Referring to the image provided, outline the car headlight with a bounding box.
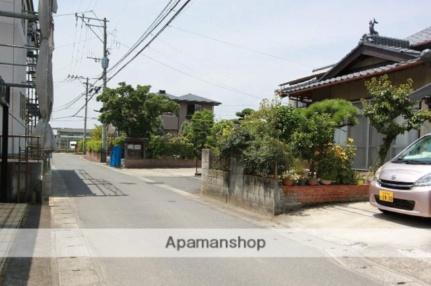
[374,166,383,181]
[415,173,431,186]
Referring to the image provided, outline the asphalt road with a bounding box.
[51,153,381,286]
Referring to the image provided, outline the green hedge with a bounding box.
[147,135,194,159]
[86,139,102,153]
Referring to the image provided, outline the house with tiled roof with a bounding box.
[158,90,221,134]
[277,24,431,169]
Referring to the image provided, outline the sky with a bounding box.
[51,0,431,129]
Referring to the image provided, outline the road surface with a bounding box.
[49,153,383,286]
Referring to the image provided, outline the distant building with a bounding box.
[158,90,221,134]
[277,25,431,169]
[53,128,89,151]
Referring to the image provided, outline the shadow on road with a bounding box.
[54,169,127,197]
[373,211,431,228]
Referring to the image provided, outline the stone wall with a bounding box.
[124,158,200,169]
[201,149,285,215]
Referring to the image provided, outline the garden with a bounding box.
[207,97,361,186]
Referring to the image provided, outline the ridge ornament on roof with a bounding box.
[369,18,379,35]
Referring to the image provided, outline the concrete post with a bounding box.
[201,149,210,180]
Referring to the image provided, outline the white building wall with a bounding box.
[0,0,31,153]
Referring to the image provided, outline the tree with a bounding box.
[182,110,214,174]
[302,99,358,127]
[291,99,358,174]
[90,125,103,140]
[235,108,255,122]
[292,113,335,174]
[270,105,304,142]
[97,83,179,138]
[363,75,431,166]
[208,119,235,149]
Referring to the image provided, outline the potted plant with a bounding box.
[282,172,299,186]
[319,166,337,185]
[308,172,319,185]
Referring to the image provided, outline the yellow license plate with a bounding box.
[379,190,394,203]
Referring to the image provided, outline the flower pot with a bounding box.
[308,178,319,186]
[321,179,333,185]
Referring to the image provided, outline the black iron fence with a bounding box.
[0,135,41,161]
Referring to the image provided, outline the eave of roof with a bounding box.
[279,73,323,87]
[177,93,221,106]
[278,58,423,97]
[158,92,221,105]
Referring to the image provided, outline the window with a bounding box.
[20,92,26,120]
[186,104,195,119]
[334,126,348,145]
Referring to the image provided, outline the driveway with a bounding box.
[275,202,431,284]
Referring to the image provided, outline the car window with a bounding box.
[396,136,431,163]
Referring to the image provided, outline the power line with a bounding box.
[141,54,262,100]
[53,92,86,112]
[108,0,181,73]
[54,10,94,17]
[64,1,192,120]
[107,0,192,82]
[169,25,290,61]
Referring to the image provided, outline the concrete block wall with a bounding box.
[201,149,285,215]
[8,161,42,202]
[124,159,200,169]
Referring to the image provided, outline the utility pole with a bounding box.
[67,74,95,155]
[101,17,109,163]
[75,13,109,162]
[83,77,89,155]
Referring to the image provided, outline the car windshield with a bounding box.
[394,135,431,164]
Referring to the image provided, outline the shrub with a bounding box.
[111,134,126,146]
[219,126,254,159]
[86,139,102,153]
[317,139,357,184]
[291,113,335,173]
[208,98,358,182]
[242,137,291,177]
[146,135,194,159]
